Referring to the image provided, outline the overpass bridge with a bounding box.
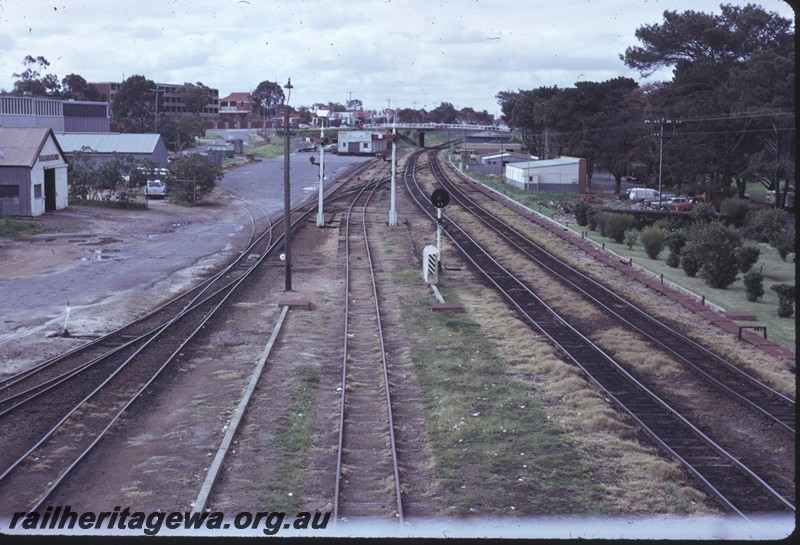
[359,122,510,148]
[363,122,509,132]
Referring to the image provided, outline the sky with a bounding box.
[0,0,795,116]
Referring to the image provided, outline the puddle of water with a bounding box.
[79,248,125,261]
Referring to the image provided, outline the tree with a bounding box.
[180,82,213,114]
[61,74,105,101]
[252,80,286,126]
[428,102,459,124]
[168,153,223,204]
[111,75,160,132]
[621,4,794,198]
[12,55,60,96]
[158,114,205,151]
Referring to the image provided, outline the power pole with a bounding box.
[645,117,681,209]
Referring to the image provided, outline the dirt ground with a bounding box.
[0,192,254,375]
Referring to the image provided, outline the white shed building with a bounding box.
[0,127,69,217]
[504,156,586,193]
[337,130,391,156]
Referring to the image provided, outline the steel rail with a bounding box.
[334,167,403,523]
[427,154,795,434]
[0,159,375,394]
[402,148,794,516]
[0,163,381,511]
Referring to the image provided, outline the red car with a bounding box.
[670,196,704,212]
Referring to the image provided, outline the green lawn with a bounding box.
[449,156,796,352]
[580,231,796,352]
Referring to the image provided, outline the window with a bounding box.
[0,185,21,198]
[34,184,42,199]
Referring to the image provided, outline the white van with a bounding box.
[627,187,659,201]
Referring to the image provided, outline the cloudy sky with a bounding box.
[0,0,794,115]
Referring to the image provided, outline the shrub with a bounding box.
[680,251,701,277]
[770,284,795,317]
[652,218,672,231]
[665,229,687,255]
[684,222,742,288]
[690,202,719,224]
[770,224,795,262]
[666,251,681,268]
[743,271,764,302]
[623,228,639,250]
[639,225,667,259]
[590,210,608,235]
[743,208,789,244]
[735,246,761,273]
[604,213,636,243]
[721,198,751,228]
[573,201,593,226]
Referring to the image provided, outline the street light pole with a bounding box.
[283,78,293,291]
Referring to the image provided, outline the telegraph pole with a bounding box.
[283,78,293,291]
[645,117,681,209]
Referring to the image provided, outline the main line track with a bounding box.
[333,164,404,523]
[403,147,794,517]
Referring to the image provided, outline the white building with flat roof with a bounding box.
[504,156,586,193]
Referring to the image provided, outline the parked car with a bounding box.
[627,187,659,202]
[145,179,167,198]
[670,196,704,212]
[765,188,795,209]
[647,194,674,209]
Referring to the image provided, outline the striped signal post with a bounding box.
[389,125,398,225]
[317,114,327,227]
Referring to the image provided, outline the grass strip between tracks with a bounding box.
[255,363,320,512]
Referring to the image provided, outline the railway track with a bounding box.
[333,165,404,523]
[429,154,795,435]
[0,160,376,514]
[403,147,794,517]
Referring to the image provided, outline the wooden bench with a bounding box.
[738,324,767,341]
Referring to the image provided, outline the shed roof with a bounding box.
[506,156,582,169]
[55,132,163,155]
[0,127,66,168]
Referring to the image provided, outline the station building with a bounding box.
[504,156,587,193]
[0,127,69,217]
[337,130,391,156]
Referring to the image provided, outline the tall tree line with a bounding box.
[497,3,794,199]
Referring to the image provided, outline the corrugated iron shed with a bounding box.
[0,127,66,167]
[54,132,162,154]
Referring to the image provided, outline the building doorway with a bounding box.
[44,168,57,211]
